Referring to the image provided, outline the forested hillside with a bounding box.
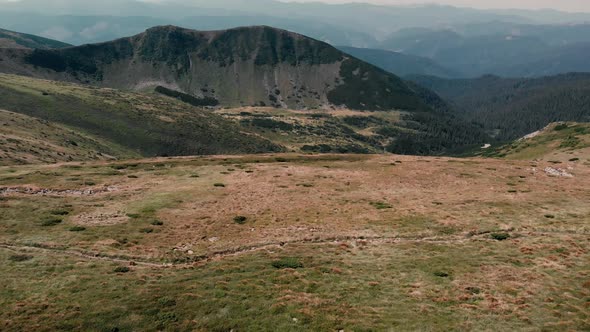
[410,73,590,141]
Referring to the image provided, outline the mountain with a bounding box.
[409,73,590,141]
[380,26,590,78]
[380,29,550,77]
[0,28,71,49]
[0,25,429,111]
[493,42,590,77]
[337,46,457,78]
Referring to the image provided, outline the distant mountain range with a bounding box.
[337,46,458,78]
[379,25,590,77]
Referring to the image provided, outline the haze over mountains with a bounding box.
[2,0,590,78]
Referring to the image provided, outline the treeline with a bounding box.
[155,86,219,107]
[385,112,488,155]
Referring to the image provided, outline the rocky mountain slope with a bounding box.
[0,25,429,111]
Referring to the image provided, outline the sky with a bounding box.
[283,0,590,12]
[0,0,589,13]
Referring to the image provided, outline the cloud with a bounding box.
[79,21,111,40]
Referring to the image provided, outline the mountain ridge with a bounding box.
[0,25,430,111]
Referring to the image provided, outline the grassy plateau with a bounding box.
[1,152,589,331]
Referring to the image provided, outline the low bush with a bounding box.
[433,271,450,277]
[50,209,70,216]
[69,226,86,232]
[114,266,130,273]
[151,220,164,226]
[41,217,63,227]
[233,216,247,224]
[272,258,303,269]
[491,233,510,241]
[9,254,33,262]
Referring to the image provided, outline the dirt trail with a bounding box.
[3,230,579,269]
[0,186,119,196]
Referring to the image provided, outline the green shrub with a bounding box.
[41,217,63,227]
[140,228,154,234]
[233,216,247,224]
[491,233,510,241]
[151,220,164,226]
[272,258,303,269]
[114,266,130,273]
[69,226,86,232]
[157,297,177,307]
[214,183,225,187]
[554,123,569,131]
[433,271,450,277]
[50,209,70,216]
[544,214,555,219]
[9,254,33,262]
[275,157,288,162]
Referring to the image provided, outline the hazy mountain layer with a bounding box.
[338,46,457,78]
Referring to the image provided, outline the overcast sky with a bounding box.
[0,0,589,13]
[283,0,590,12]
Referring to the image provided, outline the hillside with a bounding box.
[0,25,429,111]
[0,73,491,160]
[0,109,139,165]
[337,46,457,78]
[409,73,590,141]
[0,28,71,49]
[481,122,590,161]
[0,73,282,161]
